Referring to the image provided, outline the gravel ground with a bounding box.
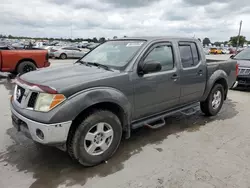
[1,54,250,188]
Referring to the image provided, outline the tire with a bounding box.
[67,110,122,166]
[17,61,37,75]
[200,84,225,116]
[60,53,67,59]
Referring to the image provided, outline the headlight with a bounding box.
[34,93,66,112]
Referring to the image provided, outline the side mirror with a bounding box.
[230,54,235,59]
[139,60,162,75]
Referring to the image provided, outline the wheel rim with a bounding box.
[84,122,114,156]
[61,54,66,59]
[212,90,222,109]
[23,65,34,73]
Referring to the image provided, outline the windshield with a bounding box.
[80,40,146,69]
[234,48,250,60]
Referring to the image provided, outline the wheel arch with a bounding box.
[201,70,228,101]
[60,53,67,59]
[15,58,37,72]
[62,87,132,143]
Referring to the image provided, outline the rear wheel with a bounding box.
[17,61,37,75]
[60,53,67,59]
[200,84,224,116]
[67,110,122,166]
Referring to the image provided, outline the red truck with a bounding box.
[0,46,50,74]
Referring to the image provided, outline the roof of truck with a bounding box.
[114,36,198,42]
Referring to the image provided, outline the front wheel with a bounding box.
[67,110,122,166]
[200,84,225,116]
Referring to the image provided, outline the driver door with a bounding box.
[133,42,181,119]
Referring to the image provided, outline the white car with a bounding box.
[222,49,230,54]
[51,46,89,59]
[203,48,210,55]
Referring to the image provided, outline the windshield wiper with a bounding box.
[87,62,113,71]
[75,60,90,66]
[75,60,113,71]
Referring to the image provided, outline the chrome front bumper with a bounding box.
[11,107,72,145]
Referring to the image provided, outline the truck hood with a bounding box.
[20,64,120,92]
[235,59,250,67]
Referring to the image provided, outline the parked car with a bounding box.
[78,43,90,48]
[10,37,237,167]
[221,48,230,54]
[0,46,50,74]
[86,43,100,50]
[210,48,223,54]
[229,48,237,54]
[230,48,250,87]
[50,46,88,59]
[203,48,210,55]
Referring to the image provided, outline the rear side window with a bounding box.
[179,42,200,68]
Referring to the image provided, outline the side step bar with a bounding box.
[131,103,200,130]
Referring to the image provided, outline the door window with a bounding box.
[179,42,200,68]
[144,45,174,72]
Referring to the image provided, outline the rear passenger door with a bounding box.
[62,47,73,58]
[178,42,206,104]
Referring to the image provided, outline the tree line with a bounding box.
[1,34,248,47]
[0,34,127,43]
[201,36,249,47]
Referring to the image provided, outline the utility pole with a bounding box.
[71,22,73,40]
[236,20,242,50]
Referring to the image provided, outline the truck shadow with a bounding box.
[0,99,238,188]
[232,87,250,92]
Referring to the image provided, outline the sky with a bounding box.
[1,0,250,42]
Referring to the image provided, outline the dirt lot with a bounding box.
[1,55,250,188]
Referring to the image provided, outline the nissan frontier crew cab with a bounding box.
[10,37,238,166]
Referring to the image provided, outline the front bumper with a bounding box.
[11,106,72,145]
[44,61,51,67]
[236,76,250,87]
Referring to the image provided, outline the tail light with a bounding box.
[236,63,239,76]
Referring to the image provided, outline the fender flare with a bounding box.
[201,70,228,101]
[50,87,132,136]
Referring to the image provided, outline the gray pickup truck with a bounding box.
[10,37,238,166]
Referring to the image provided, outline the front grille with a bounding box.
[239,68,250,75]
[16,86,25,103]
[27,92,38,108]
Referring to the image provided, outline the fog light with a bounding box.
[36,129,44,140]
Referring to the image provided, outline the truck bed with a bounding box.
[206,59,237,89]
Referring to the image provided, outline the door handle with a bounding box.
[171,74,179,81]
[198,70,203,76]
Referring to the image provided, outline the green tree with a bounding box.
[99,37,106,43]
[92,37,98,43]
[214,41,223,47]
[229,35,246,47]
[202,37,211,46]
